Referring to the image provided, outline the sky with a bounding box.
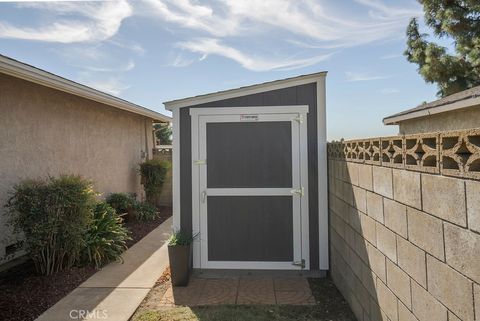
[0,0,440,140]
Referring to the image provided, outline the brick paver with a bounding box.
[159,277,315,306]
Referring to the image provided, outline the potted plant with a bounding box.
[167,230,193,286]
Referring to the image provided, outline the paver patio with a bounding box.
[158,277,316,307]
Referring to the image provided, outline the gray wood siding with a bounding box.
[179,82,320,269]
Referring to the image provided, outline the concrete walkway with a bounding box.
[36,217,172,321]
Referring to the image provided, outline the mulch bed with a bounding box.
[0,206,172,321]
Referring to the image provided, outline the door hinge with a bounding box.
[292,259,305,269]
[290,187,304,197]
[293,114,304,123]
[193,159,206,165]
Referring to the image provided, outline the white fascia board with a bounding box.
[0,56,171,122]
[383,96,480,125]
[164,72,327,110]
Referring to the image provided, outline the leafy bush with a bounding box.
[134,202,159,221]
[83,202,130,268]
[5,175,96,275]
[105,193,136,214]
[139,159,170,204]
[168,230,193,246]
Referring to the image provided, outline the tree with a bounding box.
[404,0,480,97]
[154,123,172,145]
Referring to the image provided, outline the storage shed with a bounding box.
[164,72,328,273]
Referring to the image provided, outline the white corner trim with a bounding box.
[317,76,329,270]
[172,108,181,231]
[0,55,171,122]
[383,96,480,125]
[165,73,327,110]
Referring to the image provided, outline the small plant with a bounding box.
[168,230,193,246]
[83,202,131,268]
[105,193,136,214]
[134,202,159,221]
[139,159,170,204]
[5,175,96,275]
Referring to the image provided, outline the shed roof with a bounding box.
[163,71,327,110]
[383,85,480,125]
[0,54,171,122]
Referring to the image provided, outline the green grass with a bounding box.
[132,278,356,321]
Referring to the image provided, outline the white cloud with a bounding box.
[168,54,195,67]
[346,71,391,82]
[144,0,422,48]
[381,88,399,94]
[381,53,402,60]
[0,0,132,43]
[178,38,333,71]
[79,72,130,96]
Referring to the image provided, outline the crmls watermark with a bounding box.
[69,309,108,319]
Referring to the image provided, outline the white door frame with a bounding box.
[190,106,310,270]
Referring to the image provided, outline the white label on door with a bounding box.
[240,114,259,121]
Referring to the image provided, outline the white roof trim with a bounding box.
[164,72,327,110]
[0,55,171,122]
[383,96,480,125]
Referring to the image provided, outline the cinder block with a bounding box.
[367,191,384,223]
[367,244,386,282]
[362,266,377,298]
[376,279,399,321]
[355,275,371,314]
[426,255,474,321]
[397,236,427,288]
[355,232,369,264]
[407,207,445,260]
[448,311,461,321]
[347,162,359,186]
[474,284,479,321]
[386,259,411,308]
[376,223,397,262]
[349,207,362,234]
[444,222,480,284]
[359,164,373,191]
[373,166,393,198]
[466,180,480,233]
[349,247,363,279]
[370,298,389,321]
[384,198,408,238]
[342,181,354,206]
[422,174,467,227]
[361,213,377,246]
[344,224,356,249]
[398,301,418,321]
[353,185,367,213]
[411,281,447,321]
[393,169,421,209]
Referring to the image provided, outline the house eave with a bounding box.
[163,71,327,110]
[383,96,480,125]
[0,55,171,123]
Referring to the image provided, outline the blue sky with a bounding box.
[0,0,439,140]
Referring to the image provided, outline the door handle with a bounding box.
[202,190,207,203]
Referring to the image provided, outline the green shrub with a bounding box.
[5,175,96,275]
[134,202,159,221]
[139,159,170,204]
[83,202,130,268]
[168,230,193,246]
[105,193,136,214]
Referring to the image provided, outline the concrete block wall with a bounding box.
[328,133,480,321]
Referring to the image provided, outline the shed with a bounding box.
[164,72,328,273]
[384,85,480,134]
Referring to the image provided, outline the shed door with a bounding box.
[191,107,309,270]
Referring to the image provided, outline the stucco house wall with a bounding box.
[0,73,156,264]
[398,105,480,134]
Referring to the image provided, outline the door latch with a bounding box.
[193,159,206,165]
[201,190,207,203]
[290,187,304,197]
[292,259,305,269]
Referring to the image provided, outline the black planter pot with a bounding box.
[168,244,191,286]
